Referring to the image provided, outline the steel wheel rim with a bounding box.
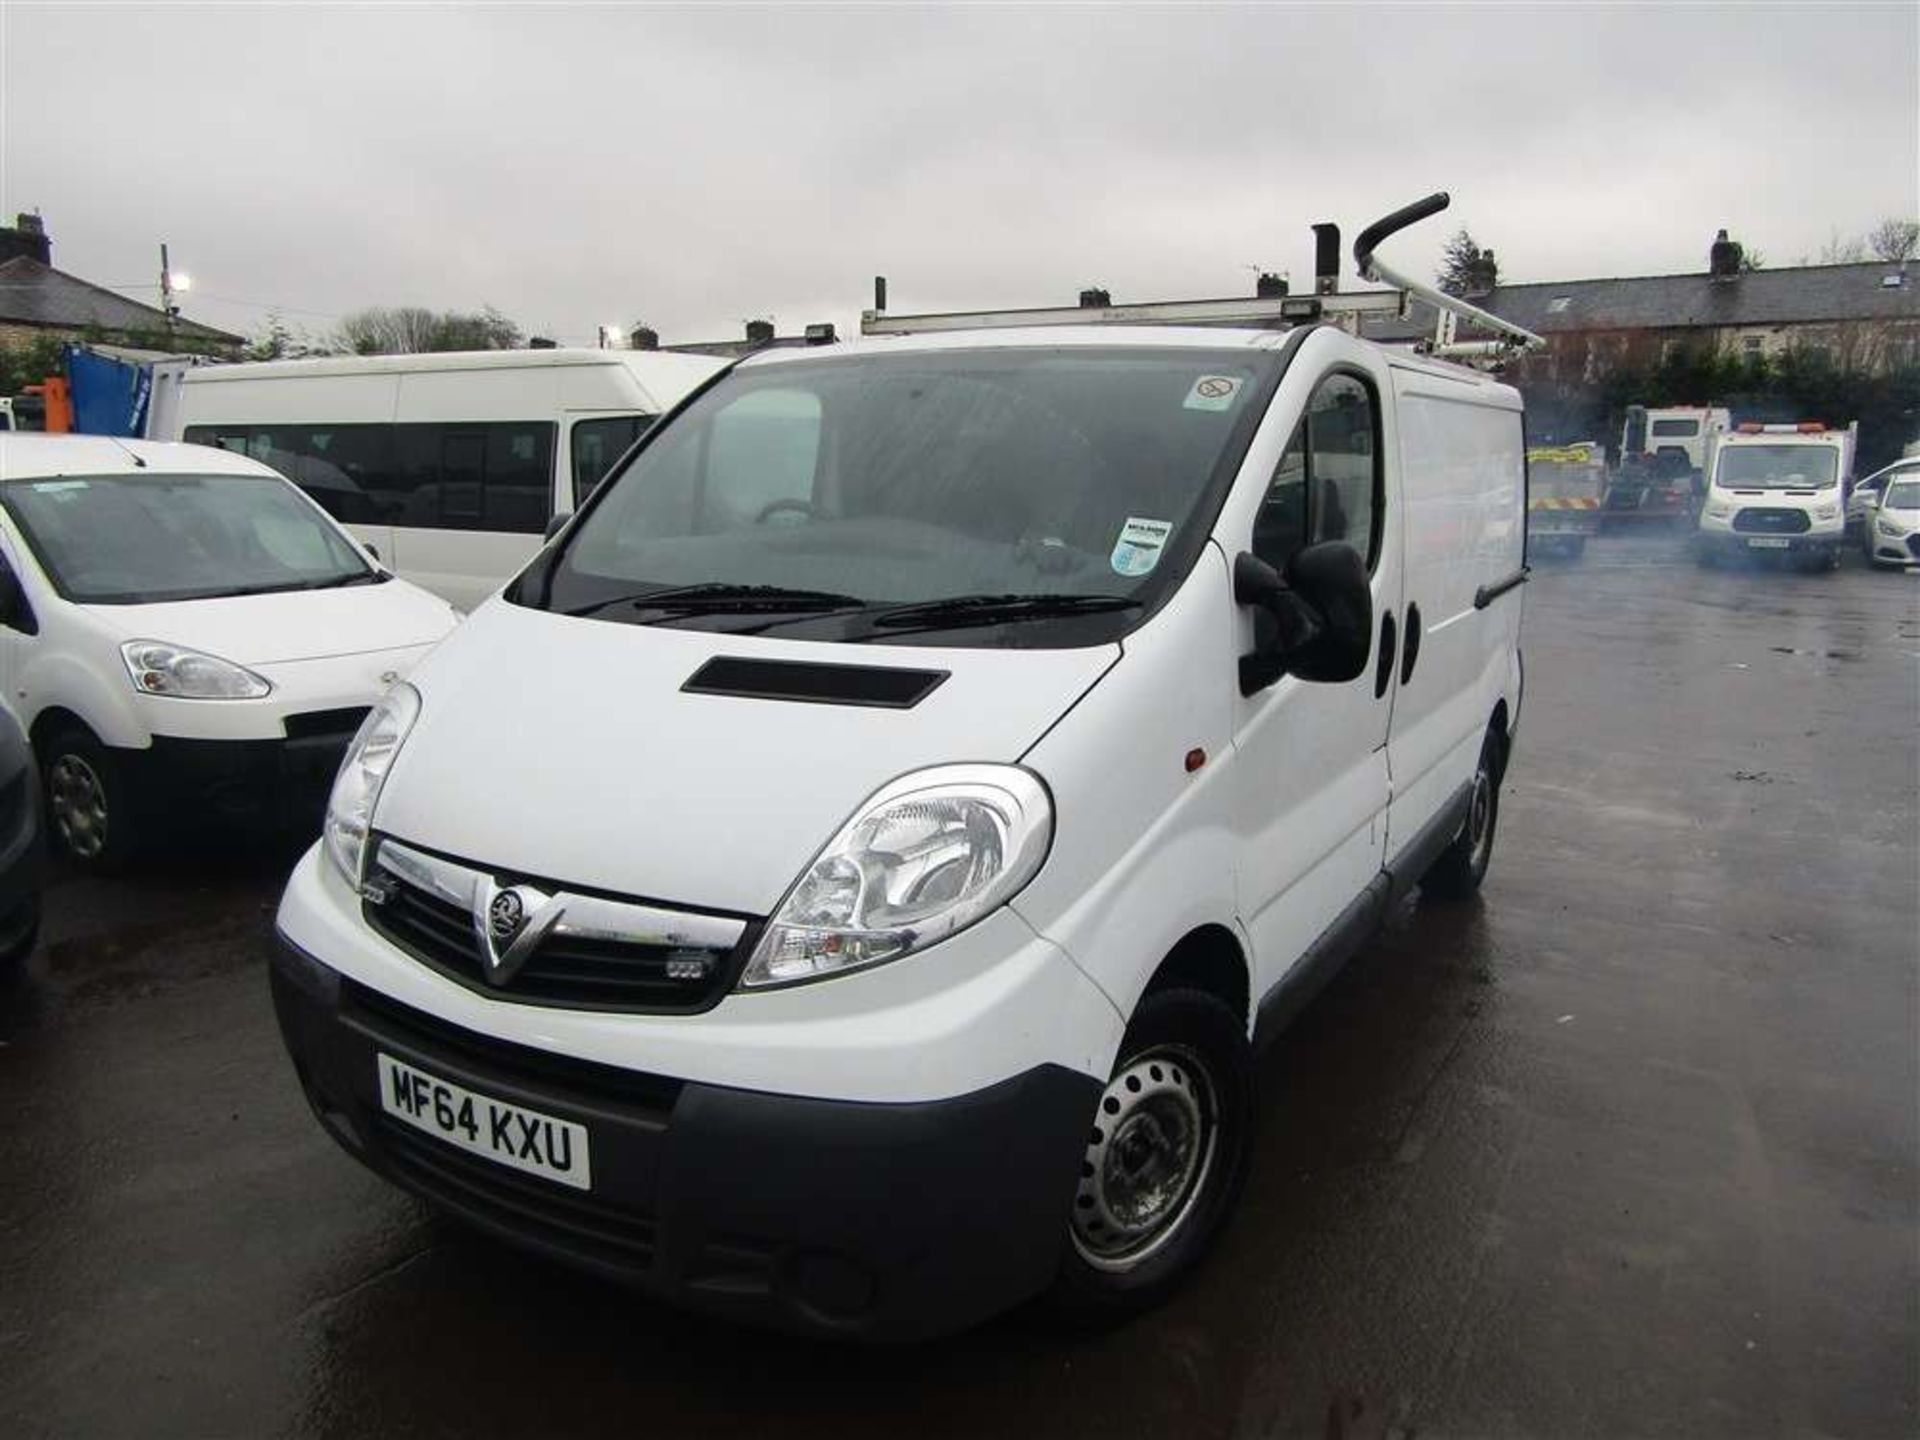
[1070,1043,1218,1272]
[1468,767,1493,870]
[49,753,108,859]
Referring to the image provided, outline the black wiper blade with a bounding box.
[305,570,386,590]
[564,583,866,618]
[866,592,1141,630]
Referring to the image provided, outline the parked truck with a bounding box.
[1527,441,1607,558]
[1605,404,1730,528]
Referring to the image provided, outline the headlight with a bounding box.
[121,640,270,699]
[740,764,1053,989]
[1878,515,1906,537]
[1705,502,1732,519]
[1814,505,1839,521]
[324,682,421,886]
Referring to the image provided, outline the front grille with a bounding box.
[1732,507,1811,534]
[1908,535,1920,559]
[362,838,753,1015]
[376,1115,660,1272]
[284,706,371,741]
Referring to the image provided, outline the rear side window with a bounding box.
[185,421,555,533]
[1651,419,1700,438]
[1253,372,1381,573]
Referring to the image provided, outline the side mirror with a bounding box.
[545,513,568,540]
[363,543,381,562]
[1233,543,1371,695]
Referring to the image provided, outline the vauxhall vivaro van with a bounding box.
[269,304,1529,1338]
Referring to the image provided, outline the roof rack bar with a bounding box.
[860,289,1406,337]
[1352,191,1544,352]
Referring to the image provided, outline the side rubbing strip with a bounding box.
[682,656,950,709]
[1474,567,1530,610]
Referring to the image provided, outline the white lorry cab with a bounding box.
[270,195,1535,1340]
[164,349,726,611]
[1697,422,1856,568]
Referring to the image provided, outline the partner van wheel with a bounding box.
[1048,987,1252,1325]
[1422,732,1502,902]
[41,727,140,872]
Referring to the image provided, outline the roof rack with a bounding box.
[860,192,1545,362]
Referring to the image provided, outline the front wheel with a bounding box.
[1422,730,1503,902]
[41,728,141,871]
[1048,987,1253,1324]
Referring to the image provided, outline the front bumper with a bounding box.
[1866,529,1920,566]
[270,939,1102,1340]
[132,721,363,834]
[1696,526,1842,557]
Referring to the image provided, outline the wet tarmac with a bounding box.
[2,534,1915,1439]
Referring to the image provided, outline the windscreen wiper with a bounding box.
[863,592,1142,632]
[305,571,387,590]
[564,583,867,618]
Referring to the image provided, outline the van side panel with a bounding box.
[1385,371,1525,861]
[1012,544,1241,1037]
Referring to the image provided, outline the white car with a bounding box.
[1862,474,1920,568]
[0,435,460,867]
[1848,458,1920,537]
[270,320,1527,1340]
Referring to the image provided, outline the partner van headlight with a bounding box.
[1877,515,1906,537]
[741,764,1053,989]
[324,682,420,885]
[121,640,270,699]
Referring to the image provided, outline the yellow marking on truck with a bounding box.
[1528,497,1602,510]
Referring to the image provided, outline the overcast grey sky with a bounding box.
[2,2,1915,347]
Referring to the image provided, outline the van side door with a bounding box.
[1221,334,1405,1002]
[1382,367,1526,871]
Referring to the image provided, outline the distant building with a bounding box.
[1472,232,1919,383]
[0,214,241,356]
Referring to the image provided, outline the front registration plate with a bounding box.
[378,1053,592,1191]
[1746,537,1791,549]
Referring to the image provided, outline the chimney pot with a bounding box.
[631,325,659,351]
[1,212,51,266]
[1710,228,1743,280]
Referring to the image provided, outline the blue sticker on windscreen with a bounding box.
[1111,516,1173,577]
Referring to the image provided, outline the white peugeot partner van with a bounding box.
[271,213,1529,1340]
[0,435,459,867]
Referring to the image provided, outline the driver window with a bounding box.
[703,389,822,529]
[1253,371,1381,573]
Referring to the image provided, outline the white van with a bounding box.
[0,434,459,867]
[166,349,726,611]
[268,311,1528,1338]
[1696,422,1855,568]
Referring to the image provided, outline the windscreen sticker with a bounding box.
[1111,516,1173,577]
[30,480,88,492]
[1183,375,1242,412]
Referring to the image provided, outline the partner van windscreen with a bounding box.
[528,346,1280,644]
[0,472,378,604]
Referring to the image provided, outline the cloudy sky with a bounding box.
[2,3,1914,348]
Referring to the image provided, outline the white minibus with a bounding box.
[166,349,725,610]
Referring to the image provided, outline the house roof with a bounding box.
[1474,261,1918,336]
[0,255,241,344]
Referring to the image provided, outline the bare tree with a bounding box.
[1867,217,1920,263]
[334,305,521,355]
[1814,229,1869,265]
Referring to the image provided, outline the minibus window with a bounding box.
[572,416,651,506]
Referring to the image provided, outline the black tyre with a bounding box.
[1048,987,1254,1325]
[40,727,141,871]
[1422,730,1503,902]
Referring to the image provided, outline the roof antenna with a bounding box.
[107,436,147,468]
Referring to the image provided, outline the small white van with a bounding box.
[270,310,1528,1338]
[0,434,459,867]
[166,349,726,611]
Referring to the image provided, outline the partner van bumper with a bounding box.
[270,938,1101,1341]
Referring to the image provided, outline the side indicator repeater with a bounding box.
[1184,748,1207,774]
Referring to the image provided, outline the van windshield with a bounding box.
[526,346,1280,645]
[1715,445,1838,490]
[0,473,378,604]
